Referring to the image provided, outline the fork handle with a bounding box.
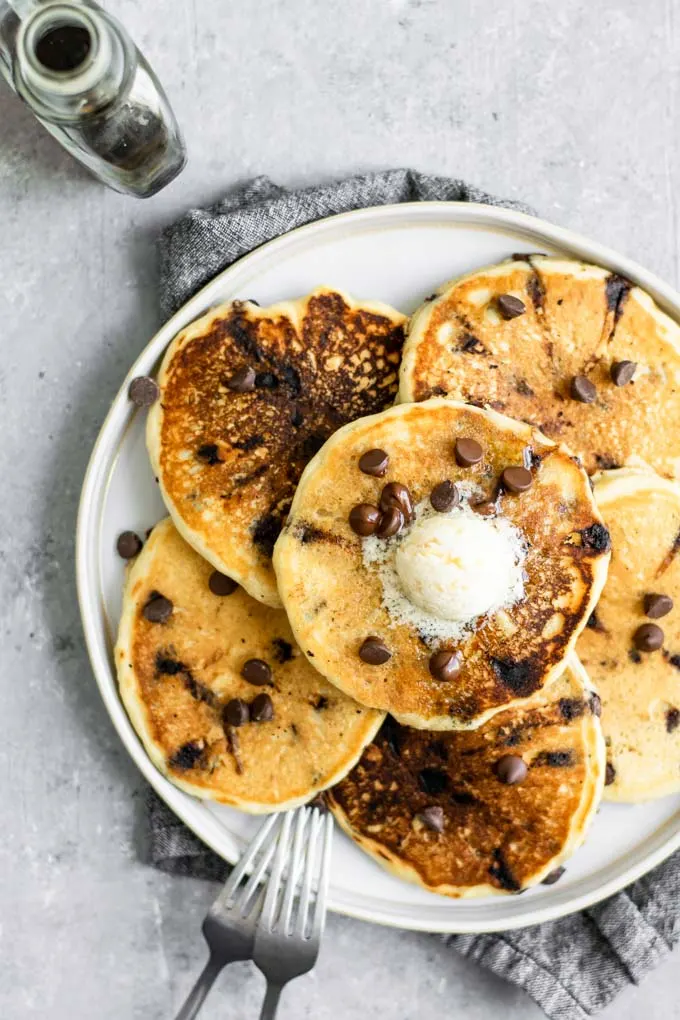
[174,954,224,1020]
[258,981,284,1020]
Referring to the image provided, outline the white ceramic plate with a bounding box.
[77,202,680,933]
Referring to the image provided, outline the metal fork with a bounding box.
[174,812,283,1020]
[253,807,334,1020]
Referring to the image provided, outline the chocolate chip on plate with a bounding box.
[380,482,414,523]
[610,360,637,387]
[209,571,238,596]
[430,480,459,513]
[376,506,404,539]
[541,866,566,886]
[605,762,616,786]
[643,593,673,619]
[128,375,159,408]
[116,531,142,559]
[349,503,382,536]
[497,294,526,320]
[502,466,533,493]
[358,448,389,477]
[417,806,445,833]
[494,754,528,785]
[359,637,391,665]
[223,698,249,727]
[429,650,462,682]
[570,375,597,403]
[226,365,256,392]
[250,692,274,722]
[241,658,273,685]
[143,594,173,623]
[634,623,664,652]
[454,437,483,467]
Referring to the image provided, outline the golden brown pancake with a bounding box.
[399,256,680,478]
[148,288,406,607]
[273,399,610,730]
[328,656,605,897]
[577,467,680,801]
[115,518,383,812]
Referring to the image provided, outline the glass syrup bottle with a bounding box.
[0,0,186,197]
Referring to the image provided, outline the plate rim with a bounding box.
[76,199,680,934]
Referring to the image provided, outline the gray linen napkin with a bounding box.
[152,169,680,1020]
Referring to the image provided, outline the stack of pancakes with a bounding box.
[116,260,680,898]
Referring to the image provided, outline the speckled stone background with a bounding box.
[2,0,680,1016]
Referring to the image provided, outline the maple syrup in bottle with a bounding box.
[0,0,186,197]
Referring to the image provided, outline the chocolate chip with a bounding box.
[250,692,274,722]
[417,806,445,833]
[570,375,597,403]
[208,571,238,596]
[143,594,173,623]
[418,768,449,795]
[226,365,256,392]
[252,514,282,557]
[580,523,611,553]
[155,654,184,675]
[375,506,404,539]
[494,754,527,785]
[430,480,459,512]
[590,693,602,717]
[128,375,159,408]
[169,741,204,770]
[629,648,642,664]
[429,650,462,682]
[116,531,142,559]
[272,638,294,663]
[540,750,574,767]
[380,482,414,523]
[489,848,521,892]
[497,294,526,319]
[502,466,533,493]
[634,623,664,652]
[255,371,278,389]
[241,658,273,685]
[349,503,382,536]
[359,637,391,665]
[541,866,565,886]
[666,707,680,733]
[223,698,249,727]
[643,593,673,619]
[586,610,605,632]
[454,437,483,467]
[605,762,616,786]
[459,333,486,354]
[558,698,585,721]
[359,448,389,477]
[196,443,222,465]
[610,360,637,387]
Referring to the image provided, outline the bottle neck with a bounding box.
[14,2,133,121]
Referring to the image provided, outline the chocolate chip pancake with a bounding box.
[147,288,406,607]
[577,467,680,801]
[115,518,383,811]
[327,656,605,897]
[399,256,680,478]
[273,398,610,730]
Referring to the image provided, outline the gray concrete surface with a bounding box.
[1,0,679,1016]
